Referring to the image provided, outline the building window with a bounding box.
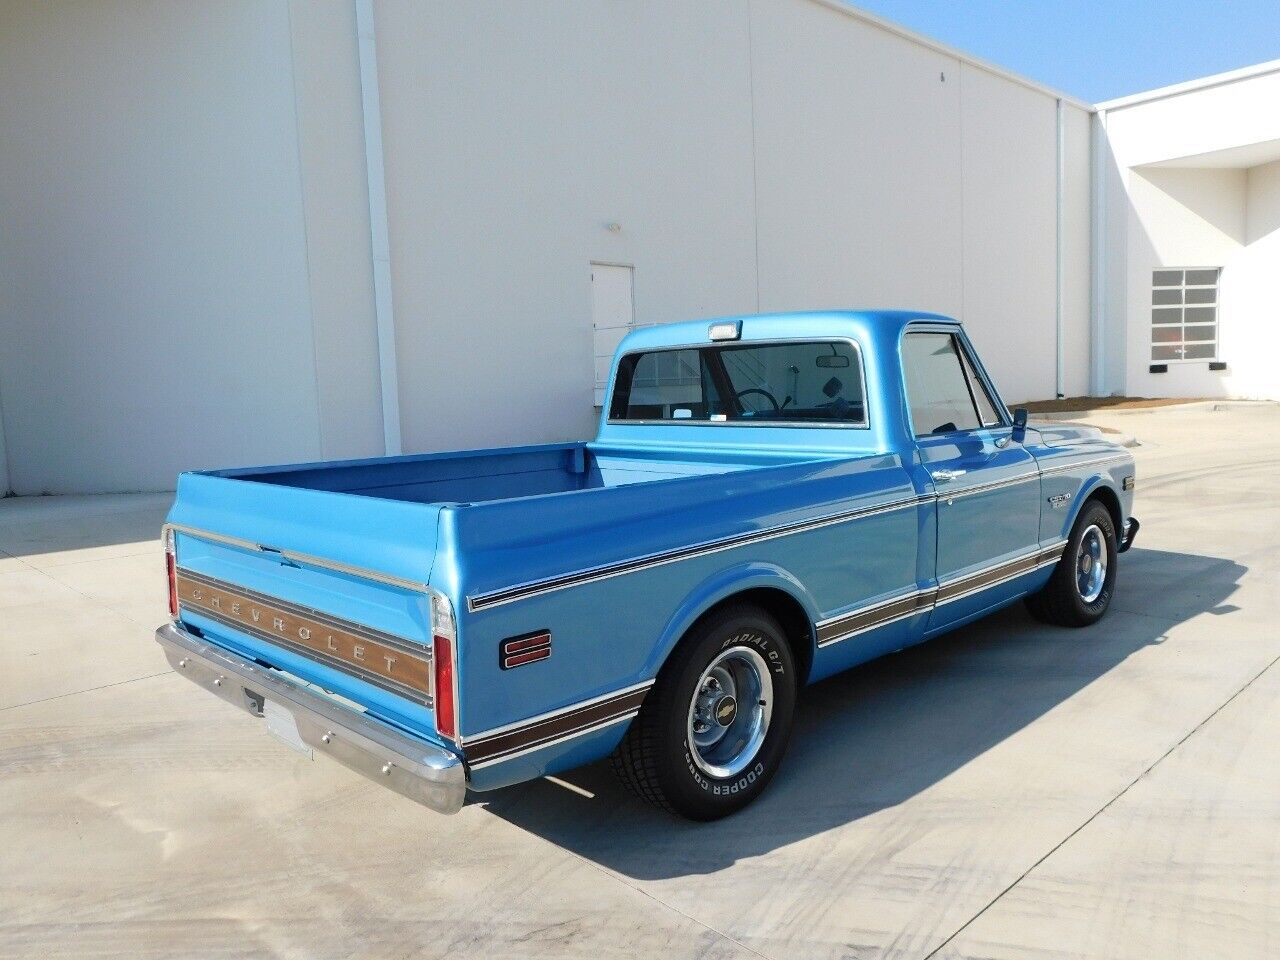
[1151,268,1219,361]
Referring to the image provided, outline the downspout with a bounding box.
[1055,97,1065,399]
[0,375,10,495]
[355,0,403,455]
[1089,108,1108,396]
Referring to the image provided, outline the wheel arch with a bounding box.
[1073,478,1123,537]
[647,563,819,687]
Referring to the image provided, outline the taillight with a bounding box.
[431,592,457,740]
[164,528,178,619]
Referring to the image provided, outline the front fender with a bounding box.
[1059,473,1123,541]
[642,561,821,679]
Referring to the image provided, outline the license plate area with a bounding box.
[265,698,314,758]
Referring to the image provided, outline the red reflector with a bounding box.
[166,551,178,619]
[433,634,456,739]
[503,646,551,669]
[500,631,552,670]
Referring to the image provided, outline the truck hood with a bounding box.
[1028,422,1110,447]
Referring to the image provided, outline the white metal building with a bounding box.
[1094,63,1280,401]
[0,1,1275,495]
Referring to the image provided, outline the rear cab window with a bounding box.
[609,340,867,426]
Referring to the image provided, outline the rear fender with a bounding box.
[643,562,820,680]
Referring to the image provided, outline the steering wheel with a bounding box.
[734,387,780,412]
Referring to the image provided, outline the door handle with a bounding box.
[931,468,967,483]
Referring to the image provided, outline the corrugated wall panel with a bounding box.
[0,0,324,493]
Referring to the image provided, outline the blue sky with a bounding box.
[846,0,1280,103]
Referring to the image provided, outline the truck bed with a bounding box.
[168,438,902,741]
[219,442,825,505]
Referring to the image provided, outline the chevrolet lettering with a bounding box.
[158,311,1138,820]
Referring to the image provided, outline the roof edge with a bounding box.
[805,0,1095,112]
[1097,58,1280,111]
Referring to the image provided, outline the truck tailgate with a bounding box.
[167,472,445,737]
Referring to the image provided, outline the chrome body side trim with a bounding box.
[462,679,655,744]
[164,523,430,594]
[933,542,1066,607]
[815,588,934,646]
[467,712,639,770]
[156,623,466,814]
[462,682,654,768]
[467,493,929,611]
[814,539,1068,647]
[939,472,1041,500]
[1037,453,1130,476]
[942,476,1039,504]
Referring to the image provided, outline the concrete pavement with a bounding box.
[1,404,1277,959]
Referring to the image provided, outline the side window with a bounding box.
[902,332,982,436]
[958,345,1002,426]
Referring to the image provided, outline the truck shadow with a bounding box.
[477,546,1247,879]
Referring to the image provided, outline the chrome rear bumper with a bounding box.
[156,623,466,814]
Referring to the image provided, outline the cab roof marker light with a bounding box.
[708,321,741,341]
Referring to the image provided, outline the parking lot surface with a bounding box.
[2,402,1278,959]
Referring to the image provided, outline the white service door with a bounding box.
[591,263,634,406]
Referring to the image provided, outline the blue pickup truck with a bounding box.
[158,311,1137,820]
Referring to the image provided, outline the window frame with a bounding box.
[900,325,1011,440]
[605,337,871,430]
[591,260,636,407]
[955,338,1004,428]
[1150,266,1220,364]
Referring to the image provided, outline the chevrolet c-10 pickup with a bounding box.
[158,311,1138,820]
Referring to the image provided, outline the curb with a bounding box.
[1028,399,1276,420]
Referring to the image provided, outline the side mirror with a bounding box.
[1011,407,1029,444]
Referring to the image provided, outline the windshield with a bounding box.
[609,340,866,425]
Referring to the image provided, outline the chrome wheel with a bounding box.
[686,646,773,779]
[1076,523,1108,603]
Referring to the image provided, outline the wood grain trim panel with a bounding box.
[176,569,432,705]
